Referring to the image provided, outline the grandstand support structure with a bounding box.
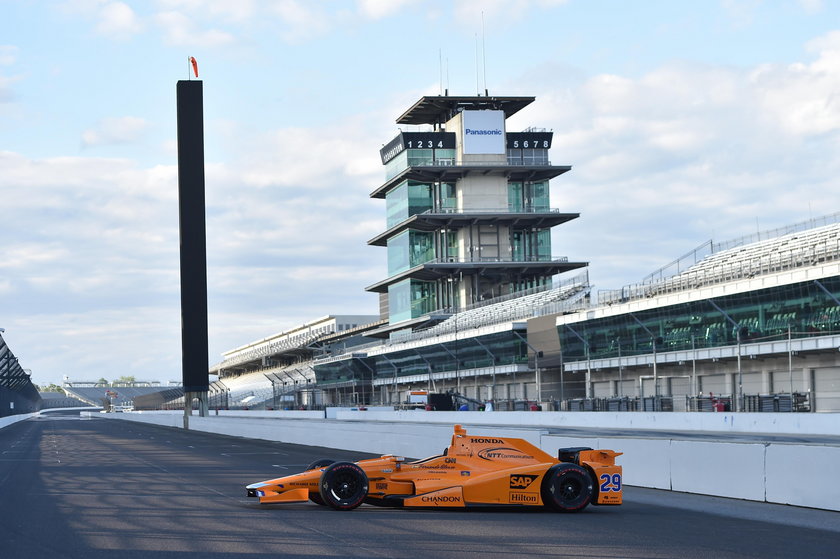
[0,332,41,416]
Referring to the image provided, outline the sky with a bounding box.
[3,0,840,387]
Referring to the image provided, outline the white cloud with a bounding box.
[721,0,763,29]
[0,76,19,102]
[154,10,235,47]
[798,0,824,14]
[453,0,567,26]
[96,2,143,37]
[750,32,840,136]
[0,46,20,102]
[81,116,150,147]
[59,1,144,38]
[155,0,257,22]
[0,45,18,65]
[0,105,390,383]
[510,34,840,292]
[357,0,417,19]
[266,0,332,43]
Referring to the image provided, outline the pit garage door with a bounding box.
[592,381,611,398]
[813,367,840,412]
[771,369,806,393]
[615,379,635,398]
[740,372,763,395]
[669,376,692,411]
[699,374,728,395]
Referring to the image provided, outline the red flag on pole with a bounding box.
[190,57,199,78]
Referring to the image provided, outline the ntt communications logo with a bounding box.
[465,128,503,136]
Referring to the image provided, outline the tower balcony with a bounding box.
[371,162,572,199]
[368,207,580,246]
[364,256,588,293]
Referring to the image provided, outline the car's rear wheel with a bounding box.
[318,462,368,510]
[541,463,593,512]
[305,459,334,505]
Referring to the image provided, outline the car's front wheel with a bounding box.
[318,462,368,510]
[541,463,593,512]
[305,459,335,505]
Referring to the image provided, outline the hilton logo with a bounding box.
[509,492,539,504]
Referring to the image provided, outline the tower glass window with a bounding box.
[385,151,408,180]
[508,182,524,212]
[512,229,551,261]
[407,149,434,166]
[387,230,436,275]
[386,180,433,228]
[523,148,549,165]
[386,148,457,179]
[527,181,550,211]
[437,182,457,211]
[508,181,550,212]
[508,148,548,165]
[388,279,438,323]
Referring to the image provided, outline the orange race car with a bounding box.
[246,424,622,512]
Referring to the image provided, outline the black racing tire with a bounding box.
[305,460,335,505]
[541,463,593,512]
[318,462,368,511]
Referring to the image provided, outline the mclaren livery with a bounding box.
[246,425,622,512]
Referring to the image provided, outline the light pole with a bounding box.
[513,332,543,406]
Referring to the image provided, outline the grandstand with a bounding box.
[601,214,840,305]
[417,272,589,337]
[38,392,89,409]
[64,382,181,411]
[557,214,840,412]
[298,215,840,412]
[193,316,381,410]
[313,277,592,409]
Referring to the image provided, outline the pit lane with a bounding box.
[1,411,837,559]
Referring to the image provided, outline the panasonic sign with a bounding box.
[462,110,505,155]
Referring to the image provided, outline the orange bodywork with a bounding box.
[246,424,622,511]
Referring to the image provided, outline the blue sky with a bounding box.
[3,0,840,386]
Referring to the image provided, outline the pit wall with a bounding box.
[89,409,839,512]
[332,409,839,436]
[0,412,35,430]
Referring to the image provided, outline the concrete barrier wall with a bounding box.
[670,441,766,501]
[336,409,839,436]
[0,413,35,430]
[95,411,840,511]
[765,444,840,510]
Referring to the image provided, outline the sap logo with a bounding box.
[509,474,538,489]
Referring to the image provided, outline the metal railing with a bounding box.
[600,230,840,305]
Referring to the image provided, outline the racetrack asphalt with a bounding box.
[1,410,838,559]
